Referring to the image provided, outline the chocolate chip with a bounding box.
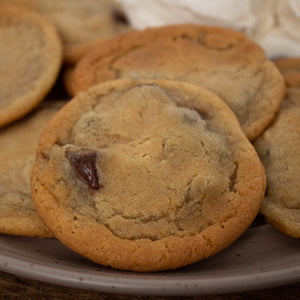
[111,9,128,25]
[66,150,101,190]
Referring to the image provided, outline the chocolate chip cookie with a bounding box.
[32,79,266,271]
[70,24,285,140]
[253,87,300,238]
[15,0,131,64]
[0,4,62,128]
[0,100,66,237]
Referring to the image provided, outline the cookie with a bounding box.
[5,0,131,64]
[0,4,62,128]
[253,88,300,238]
[274,57,300,88]
[70,24,285,140]
[32,78,266,271]
[0,100,66,237]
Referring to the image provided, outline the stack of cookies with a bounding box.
[0,1,130,236]
[0,2,299,272]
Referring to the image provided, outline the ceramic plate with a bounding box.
[0,221,299,296]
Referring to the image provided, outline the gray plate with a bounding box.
[0,223,299,296]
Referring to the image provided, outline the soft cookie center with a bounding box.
[51,85,238,240]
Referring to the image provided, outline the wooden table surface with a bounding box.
[0,270,299,299]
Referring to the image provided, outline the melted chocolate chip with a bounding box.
[111,9,128,25]
[66,150,101,190]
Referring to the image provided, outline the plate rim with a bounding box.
[1,254,299,296]
[0,225,299,296]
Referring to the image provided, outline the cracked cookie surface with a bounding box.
[253,88,300,238]
[0,100,66,237]
[70,24,285,140]
[32,79,266,271]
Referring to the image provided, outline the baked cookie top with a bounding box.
[32,0,130,64]
[0,5,62,128]
[32,79,266,271]
[253,88,300,238]
[70,24,285,140]
[0,100,66,237]
[0,0,130,64]
[274,57,300,88]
